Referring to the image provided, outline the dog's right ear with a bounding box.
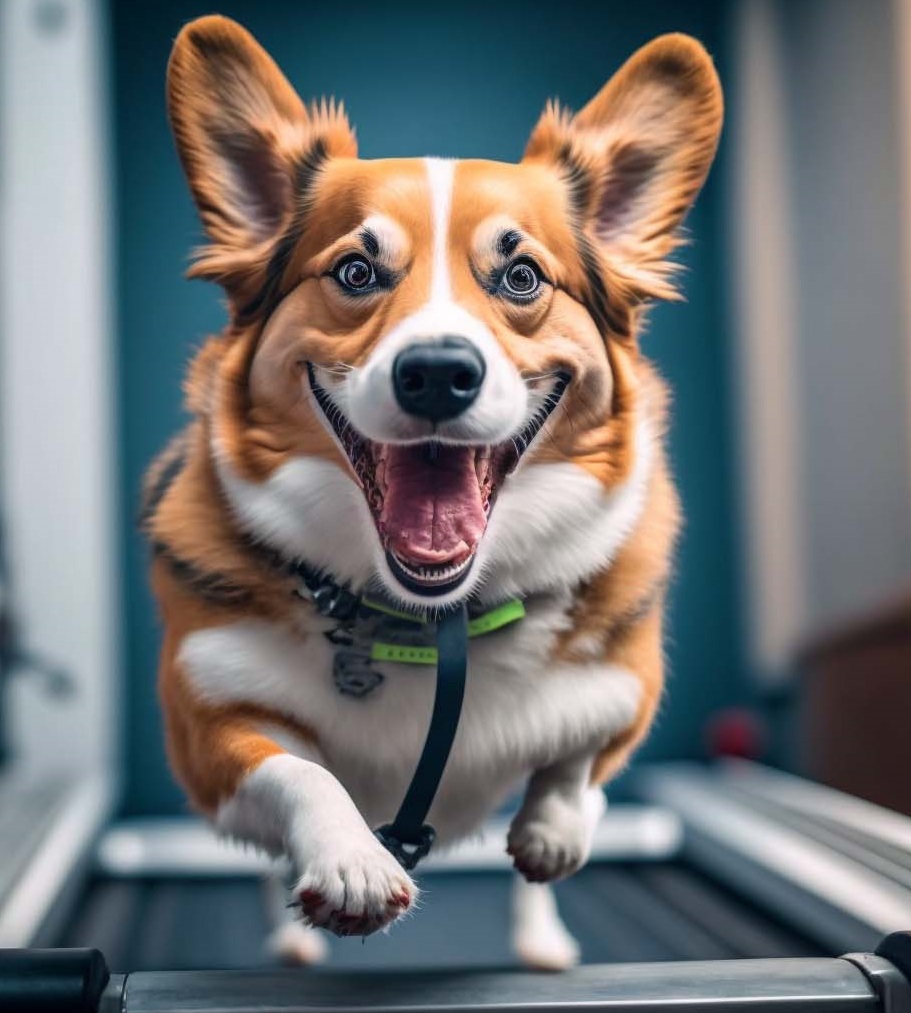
[167,16,355,257]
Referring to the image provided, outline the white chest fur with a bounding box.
[179,596,641,843]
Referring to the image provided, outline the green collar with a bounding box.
[361,596,525,664]
[283,557,524,692]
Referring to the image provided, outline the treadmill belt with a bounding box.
[57,863,825,973]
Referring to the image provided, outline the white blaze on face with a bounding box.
[215,155,657,610]
[341,159,528,446]
[424,158,455,304]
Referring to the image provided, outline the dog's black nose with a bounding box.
[392,337,486,422]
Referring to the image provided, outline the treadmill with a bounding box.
[4,760,911,1011]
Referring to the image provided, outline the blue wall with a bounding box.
[112,0,743,814]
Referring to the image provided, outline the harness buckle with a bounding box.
[302,575,361,622]
[374,824,436,871]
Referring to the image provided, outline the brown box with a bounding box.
[799,594,911,816]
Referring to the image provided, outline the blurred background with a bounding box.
[2,0,911,979]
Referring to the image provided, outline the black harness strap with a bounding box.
[243,550,474,872]
[374,604,469,870]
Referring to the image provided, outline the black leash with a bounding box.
[374,604,469,870]
[239,548,476,872]
[144,450,494,874]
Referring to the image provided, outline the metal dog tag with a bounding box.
[332,647,384,698]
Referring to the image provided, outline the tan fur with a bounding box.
[153,557,322,812]
[147,17,721,853]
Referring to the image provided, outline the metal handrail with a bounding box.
[5,938,911,1013]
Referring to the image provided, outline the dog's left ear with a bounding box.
[524,34,722,299]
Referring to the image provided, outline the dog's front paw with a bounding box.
[507,789,603,883]
[293,834,417,937]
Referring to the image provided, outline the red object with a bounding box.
[705,709,766,760]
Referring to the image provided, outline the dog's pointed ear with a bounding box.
[167,16,355,251]
[524,34,722,299]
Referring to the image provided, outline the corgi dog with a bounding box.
[144,15,722,969]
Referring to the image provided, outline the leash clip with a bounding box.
[374,824,436,872]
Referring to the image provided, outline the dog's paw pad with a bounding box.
[293,839,416,937]
[298,889,325,914]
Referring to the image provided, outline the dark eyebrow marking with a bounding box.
[497,229,522,258]
[359,227,380,258]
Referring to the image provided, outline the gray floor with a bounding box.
[58,863,824,973]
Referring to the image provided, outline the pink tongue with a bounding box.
[379,445,487,566]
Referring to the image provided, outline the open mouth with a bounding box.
[307,365,569,597]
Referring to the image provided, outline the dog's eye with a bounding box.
[501,259,542,299]
[334,255,377,293]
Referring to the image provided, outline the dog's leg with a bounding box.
[507,753,604,883]
[511,878,580,971]
[219,750,417,937]
[159,606,418,939]
[263,870,329,965]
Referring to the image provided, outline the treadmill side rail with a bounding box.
[111,956,881,1013]
[845,953,911,1013]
